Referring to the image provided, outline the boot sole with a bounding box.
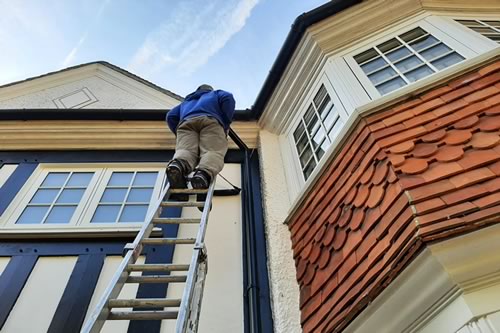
[166,167,188,201]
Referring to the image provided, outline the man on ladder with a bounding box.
[81,85,236,333]
[166,84,236,197]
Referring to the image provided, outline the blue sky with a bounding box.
[0,0,328,108]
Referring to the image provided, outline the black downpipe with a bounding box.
[228,129,274,333]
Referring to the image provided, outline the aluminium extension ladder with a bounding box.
[81,176,217,333]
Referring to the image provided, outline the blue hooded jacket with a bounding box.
[166,89,236,134]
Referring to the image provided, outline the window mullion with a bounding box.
[375,45,411,84]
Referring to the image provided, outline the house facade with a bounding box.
[1,0,500,332]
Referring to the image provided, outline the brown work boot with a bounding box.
[191,169,211,212]
[166,159,188,201]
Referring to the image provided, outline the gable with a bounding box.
[0,63,182,109]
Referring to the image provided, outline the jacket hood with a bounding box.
[185,89,211,101]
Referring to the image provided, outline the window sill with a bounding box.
[0,227,163,239]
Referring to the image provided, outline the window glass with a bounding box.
[16,172,94,224]
[293,84,344,180]
[456,19,500,43]
[354,27,465,95]
[91,171,158,224]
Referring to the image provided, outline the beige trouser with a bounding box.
[173,116,228,178]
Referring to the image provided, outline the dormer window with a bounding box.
[353,27,465,95]
[456,20,500,43]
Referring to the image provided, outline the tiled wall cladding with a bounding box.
[289,60,500,333]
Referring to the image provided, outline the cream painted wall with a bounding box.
[258,130,302,333]
[2,257,77,332]
[161,163,244,333]
[0,72,179,109]
[0,257,10,275]
[0,164,17,188]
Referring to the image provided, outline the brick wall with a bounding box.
[289,60,500,333]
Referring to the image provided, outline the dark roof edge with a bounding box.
[0,61,184,102]
[0,109,253,121]
[251,0,363,119]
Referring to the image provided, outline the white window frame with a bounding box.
[0,163,166,231]
[345,19,479,99]
[437,15,500,48]
[283,73,349,189]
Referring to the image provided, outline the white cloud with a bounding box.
[128,0,259,77]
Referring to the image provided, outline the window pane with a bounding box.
[323,110,339,131]
[127,189,153,203]
[45,206,76,224]
[377,39,401,53]
[300,146,313,167]
[316,95,331,117]
[306,114,320,136]
[56,189,85,204]
[101,188,128,203]
[17,206,49,224]
[420,43,451,61]
[108,172,134,186]
[483,21,500,28]
[133,172,158,186]
[410,35,439,51]
[119,205,148,223]
[41,173,69,187]
[400,27,427,43]
[296,131,308,155]
[354,48,378,64]
[91,205,121,223]
[431,53,464,70]
[395,55,423,72]
[312,127,327,149]
[303,159,317,180]
[293,124,305,142]
[30,189,59,204]
[313,85,327,108]
[386,46,412,62]
[406,65,434,82]
[368,67,397,85]
[67,173,93,187]
[361,56,387,74]
[376,77,407,95]
[303,106,316,126]
[328,117,345,142]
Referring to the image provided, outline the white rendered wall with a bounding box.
[258,130,302,333]
[0,74,179,109]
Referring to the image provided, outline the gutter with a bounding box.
[250,0,363,119]
[0,108,253,121]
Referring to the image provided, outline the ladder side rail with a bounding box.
[176,179,217,332]
[81,181,171,333]
[80,251,135,333]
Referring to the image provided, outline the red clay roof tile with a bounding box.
[454,115,480,129]
[434,145,464,162]
[469,132,500,149]
[400,158,429,175]
[290,60,500,333]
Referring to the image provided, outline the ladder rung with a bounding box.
[161,201,205,208]
[169,189,208,194]
[127,275,187,284]
[153,217,200,224]
[108,310,178,320]
[127,264,189,272]
[109,298,181,308]
[142,238,196,245]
